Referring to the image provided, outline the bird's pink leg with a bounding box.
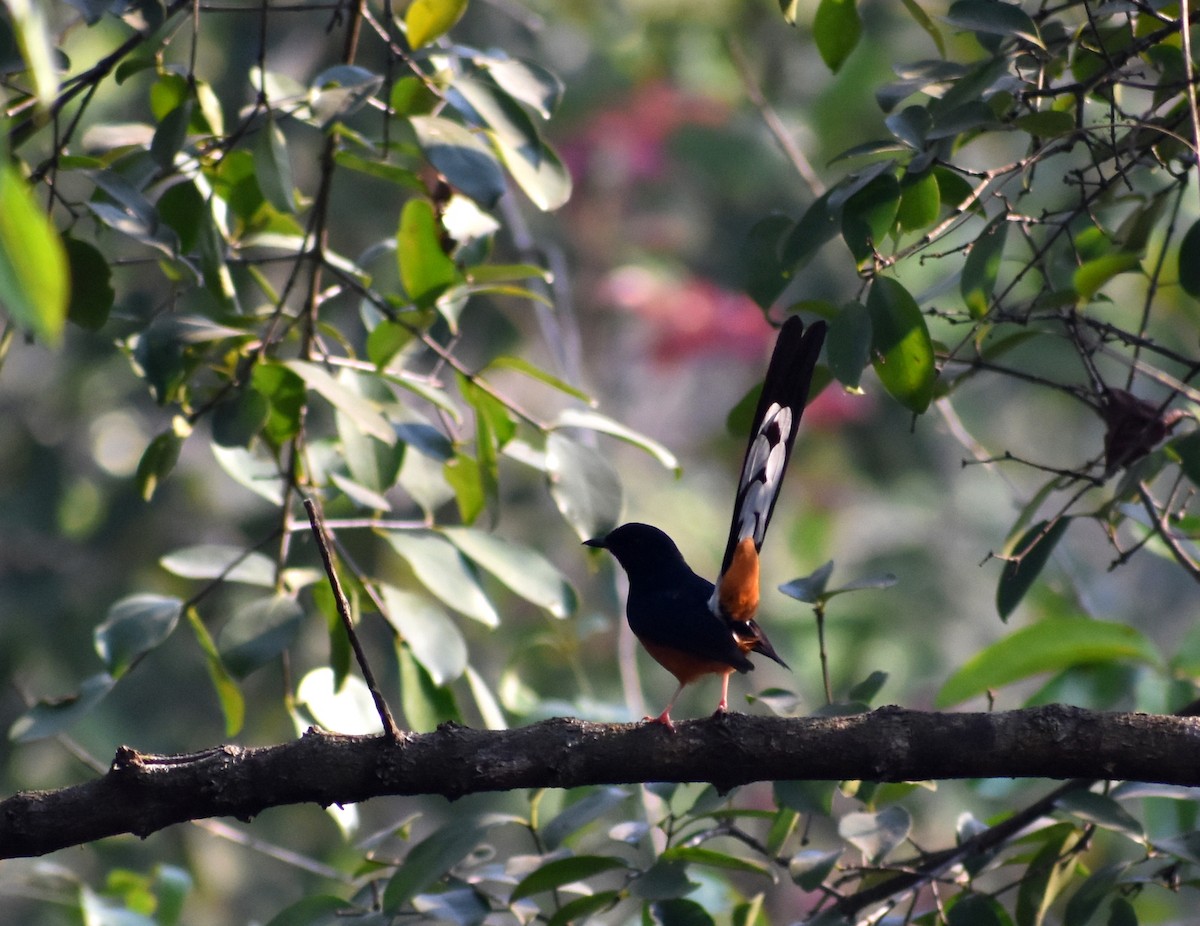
[712,671,733,716]
[645,681,684,733]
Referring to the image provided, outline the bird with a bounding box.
[585,316,826,730]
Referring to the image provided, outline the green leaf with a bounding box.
[1015,110,1076,137]
[652,898,716,926]
[296,667,383,735]
[253,116,295,213]
[8,673,115,742]
[774,780,836,816]
[489,355,593,404]
[495,134,572,212]
[443,527,577,617]
[0,162,69,344]
[542,787,631,849]
[841,173,900,262]
[546,433,622,541]
[6,0,57,109]
[900,0,945,56]
[284,359,396,444]
[151,100,193,169]
[160,544,277,587]
[94,594,183,679]
[897,170,940,231]
[136,420,190,501]
[464,665,506,730]
[262,895,354,926]
[1170,431,1200,488]
[397,642,461,732]
[945,0,1044,48]
[398,197,458,308]
[779,560,835,603]
[510,855,628,902]
[827,302,872,389]
[185,607,244,736]
[1063,863,1129,926]
[788,849,841,890]
[382,530,500,626]
[1015,824,1080,926]
[405,0,468,49]
[1074,251,1141,301]
[384,821,490,912]
[867,276,936,413]
[335,369,405,492]
[546,891,622,926]
[478,55,564,119]
[411,115,507,209]
[1178,219,1200,299]
[379,585,467,685]
[64,236,114,331]
[997,518,1070,619]
[742,214,795,309]
[947,894,1007,926]
[218,594,306,678]
[961,214,1008,319]
[1056,791,1143,839]
[662,846,771,879]
[630,860,698,901]
[554,408,680,474]
[212,387,270,448]
[937,617,1162,707]
[813,0,862,72]
[838,806,911,863]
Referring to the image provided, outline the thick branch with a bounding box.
[3,705,1199,859]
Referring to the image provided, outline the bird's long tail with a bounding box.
[711,316,826,624]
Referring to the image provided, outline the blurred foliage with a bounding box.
[2,0,1200,923]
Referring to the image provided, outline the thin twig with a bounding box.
[303,496,404,740]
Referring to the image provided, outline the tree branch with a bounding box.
[3,705,1200,859]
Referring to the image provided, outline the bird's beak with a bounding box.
[583,536,607,549]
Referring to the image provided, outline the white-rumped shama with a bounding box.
[586,316,827,730]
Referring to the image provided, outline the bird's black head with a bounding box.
[584,522,690,577]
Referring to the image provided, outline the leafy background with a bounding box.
[3,0,1200,923]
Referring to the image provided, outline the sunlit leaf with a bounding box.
[398,197,458,308]
[296,668,383,735]
[1074,251,1141,300]
[284,360,396,444]
[160,544,276,587]
[185,607,244,737]
[443,527,577,617]
[405,0,468,49]
[546,433,622,541]
[937,617,1162,707]
[382,530,499,626]
[867,276,935,413]
[397,643,461,732]
[379,585,467,685]
[554,408,680,474]
[897,170,940,231]
[0,162,69,344]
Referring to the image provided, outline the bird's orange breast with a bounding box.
[638,638,737,684]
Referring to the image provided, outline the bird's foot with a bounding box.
[642,711,677,733]
[710,704,731,722]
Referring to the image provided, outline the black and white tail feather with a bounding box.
[707,317,826,616]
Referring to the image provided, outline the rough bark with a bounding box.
[3,704,1199,859]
